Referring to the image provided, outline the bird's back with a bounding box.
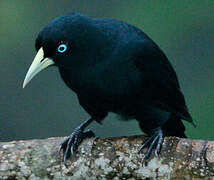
[91,18,192,121]
[56,15,193,124]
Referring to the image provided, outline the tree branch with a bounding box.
[0,135,214,179]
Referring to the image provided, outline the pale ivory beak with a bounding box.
[23,47,54,88]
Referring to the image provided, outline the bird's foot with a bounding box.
[59,126,95,162]
[138,128,163,164]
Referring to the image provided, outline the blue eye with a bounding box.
[57,44,67,53]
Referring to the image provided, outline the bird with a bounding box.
[23,13,195,163]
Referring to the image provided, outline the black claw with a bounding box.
[65,137,73,159]
[59,118,94,162]
[140,135,158,164]
[59,138,69,155]
[59,127,95,162]
[139,128,163,164]
[155,133,163,156]
[138,134,156,153]
[72,135,81,153]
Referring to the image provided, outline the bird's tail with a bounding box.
[162,114,187,138]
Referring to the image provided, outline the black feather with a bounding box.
[32,13,195,162]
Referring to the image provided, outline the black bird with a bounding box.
[23,13,195,162]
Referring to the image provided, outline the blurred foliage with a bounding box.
[0,0,213,141]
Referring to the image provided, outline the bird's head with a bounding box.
[23,13,107,88]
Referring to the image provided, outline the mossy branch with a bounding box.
[0,135,214,179]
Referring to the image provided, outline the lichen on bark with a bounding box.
[0,135,214,179]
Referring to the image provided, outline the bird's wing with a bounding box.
[134,40,193,123]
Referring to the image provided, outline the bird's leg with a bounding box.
[59,118,95,162]
[138,127,163,164]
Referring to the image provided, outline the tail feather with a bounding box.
[162,114,186,138]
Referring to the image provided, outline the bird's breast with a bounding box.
[58,61,142,110]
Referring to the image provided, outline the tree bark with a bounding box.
[0,135,214,179]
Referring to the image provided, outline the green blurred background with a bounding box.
[0,0,213,141]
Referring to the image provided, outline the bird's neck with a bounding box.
[58,65,96,94]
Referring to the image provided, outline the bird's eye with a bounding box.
[57,44,67,53]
